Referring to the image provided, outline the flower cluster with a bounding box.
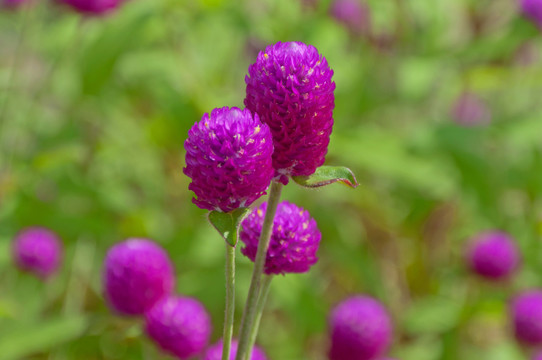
[245,41,335,184]
[240,200,321,275]
[184,107,274,213]
[12,227,62,279]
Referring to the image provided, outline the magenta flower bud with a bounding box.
[103,238,175,316]
[511,290,542,345]
[12,227,62,279]
[330,0,371,35]
[329,296,393,360]
[245,41,335,184]
[184,106,274,213]
[520,0,542,28]
[58,0,121,15]
[240,201,321,275]
[451,92,491,127]
[466,231,520,281]
[145,296,212,359]
[204,338,267,360]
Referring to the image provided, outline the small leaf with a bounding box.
[208,207,251,246]
[292,166,359,188]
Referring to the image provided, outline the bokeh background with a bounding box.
[1,0,542,359]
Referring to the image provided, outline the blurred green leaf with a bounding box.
[293,165,359,189]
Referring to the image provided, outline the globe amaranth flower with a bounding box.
[245,41,335,184]
[520,0,542,28]
[240,201,321,275]
[466,231,520,281]
[451,92,491,127]
[511,290,542,345]
[145,296,212,359]
[103,238,175,315]
[184,106,274,213]
[58,0,121,15]
[330,0,371,35]
[12,227,62,279]
[329,296,393,360]
[204,338,267,360]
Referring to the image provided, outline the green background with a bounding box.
[1,0,542,359]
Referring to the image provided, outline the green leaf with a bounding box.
[292,166,359,188]
[0,315,89,360]
[208,207,251,247]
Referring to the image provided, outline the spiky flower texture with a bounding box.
[103,238,175,315]
[204,339,267,360]
[466,231,520,281]
[245,41,335,184]
[240,201,321,275]
[145,296,212,359]
[12,227,62,279]
[511,290,542,346]
[184,107,274,213]
[329,296,393,360]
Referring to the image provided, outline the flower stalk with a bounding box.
[222,243,236,360]
[235,181,283,360]
[245,275,273,360]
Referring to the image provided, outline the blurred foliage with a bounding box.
[1,0,542,359]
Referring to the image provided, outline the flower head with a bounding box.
[511,290,542,345]
[145,296,212,359]
[521,0,542,28]
[103,238,175,315]
[240,201,321,275]
[329,296,393,360]
[245,41,335,184]
[330,0,371,35]
[451,92,491,127]
[184,106,274,213]
[204,339,267,360]
[466,231,520,281]
[58,0,121,15]
[12,227,62,279]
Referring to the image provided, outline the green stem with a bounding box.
[245,275,273,360]
[235,181,283,360]
[222,243,236,360]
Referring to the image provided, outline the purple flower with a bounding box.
[12,227,62,279]
[466,231,520,281]
[184,106,274,213]
[58,0,121,15]
[240,201,321,275]
[520,0,542,28]
[103,238,175,316]
[451,92,491,127]
[145,296,212,359]
[245,41,335,184]
[330,0,371,35]
[511,290,542,345]
[329,296,393,360]
[533,352,542,360]
[204,338,267,360]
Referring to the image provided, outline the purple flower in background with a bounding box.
[184,106,274,213]
[533,351,542,360]
[511,290,542,345]
[58,0,121,15]
[145,296,212,359]
[204,338,267,360]
[466,231,520,281]
[240,201,321,275]
[245,41,335,184]
[330,0,371,35]
[12,227,62,279]
[103,238,175,315]
[451,92,491,127]
[520,0,542,28]
[329,296,393,360]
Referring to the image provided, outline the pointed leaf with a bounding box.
[208,207,251,246]
[292,166,359,188]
